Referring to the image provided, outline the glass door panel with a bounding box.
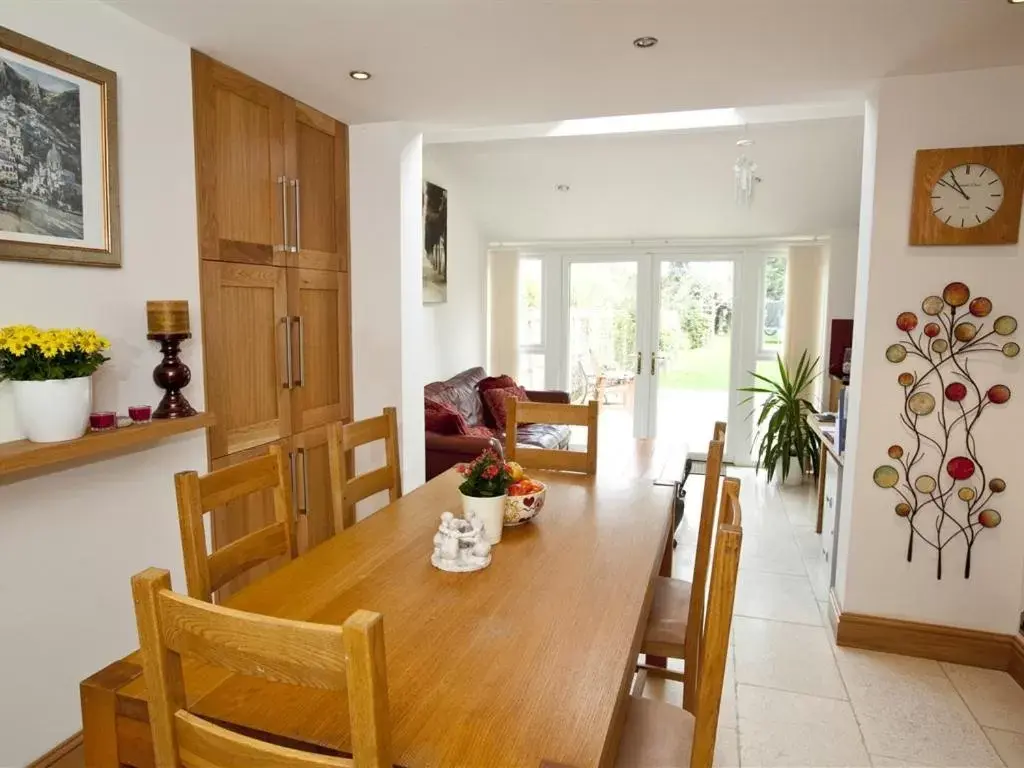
[567,260,640,444]
[653,260,735,452]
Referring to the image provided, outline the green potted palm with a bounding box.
[739,351,821,485]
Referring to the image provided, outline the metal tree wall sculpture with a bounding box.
[875,282,1017,580]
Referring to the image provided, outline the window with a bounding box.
[517,257,545,389]
[761,254,787,356]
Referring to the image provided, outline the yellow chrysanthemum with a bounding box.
[6,339,26,357]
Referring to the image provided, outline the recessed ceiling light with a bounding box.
[736,138,754,147]
[349,70,372,81]
[633,36,659,49]
[1009,1,1024,5]
[555,184,570,192]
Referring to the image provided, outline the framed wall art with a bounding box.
[423,180,447,304]
[0,26,120,267]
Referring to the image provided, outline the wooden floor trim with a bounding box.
[1007,633,1024,690]
[27,731,83,767]
[836,610,1013,671]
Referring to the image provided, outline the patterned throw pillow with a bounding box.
[477,375,519,427]
[482,386,530,431]
[425,397,468,435]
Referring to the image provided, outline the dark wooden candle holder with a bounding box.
[148,332,197,419]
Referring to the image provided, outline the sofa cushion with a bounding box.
[515,423,571,450]
[477,374,518,427]
[425,397,468,435]
[482,385,530,430]
[424,367,488,426]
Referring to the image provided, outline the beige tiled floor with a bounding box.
[643,468,1023,768]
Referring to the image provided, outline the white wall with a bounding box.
[0,1,204,762]
[421,151,487,384]
[349,122,426,513]
[838,66,1024,633]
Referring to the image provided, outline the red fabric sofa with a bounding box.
[424,366,571,480]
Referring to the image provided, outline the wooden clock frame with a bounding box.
[909,144,1024,246]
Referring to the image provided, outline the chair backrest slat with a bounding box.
[132,568,390,767]
[682,435,725,713]
[175,444,295,602]
[689,477,742,768]
[327,408,403,531]
[506,399,599,475]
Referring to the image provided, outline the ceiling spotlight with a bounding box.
[1009,1,1024,5]
[349,70,372,81]
[555,184,570,192]
[736,138,754,147]
[633,36,659,49]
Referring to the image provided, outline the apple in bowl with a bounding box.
[505,478,547,526]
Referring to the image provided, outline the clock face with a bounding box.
[931,163,1004,229]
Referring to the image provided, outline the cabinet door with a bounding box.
[193,52,288,266]
[292,425,341,553]
[210,439,297,601]
[287,268,352,432]
[285,102,349,271]
[203,261,291,458]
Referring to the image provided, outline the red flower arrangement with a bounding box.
[456,449,515,498]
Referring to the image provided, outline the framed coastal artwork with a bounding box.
[0,26,120,267]
[423,180,447,304]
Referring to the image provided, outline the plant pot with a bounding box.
[461,492,506,544]
[11,376,92,443]
[778,455,804,487]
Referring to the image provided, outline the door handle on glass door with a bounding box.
[636,351,643,375]
[651,354,665,376]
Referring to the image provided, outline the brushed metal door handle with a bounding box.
[296,447,309,516]
[289,450,298,518]
[277,175,289,253]
[281,317,293,389]
[294,315,305,387]
[291,178,301,253]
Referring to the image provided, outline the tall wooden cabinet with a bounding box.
[192,52,353,596]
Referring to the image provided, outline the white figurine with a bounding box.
[430,510,492,572]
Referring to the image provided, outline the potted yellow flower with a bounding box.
[0,326,110,443]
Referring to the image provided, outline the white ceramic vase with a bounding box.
[11,376,92,443]
[461,492,506,544]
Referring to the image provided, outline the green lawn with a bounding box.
[659,336,783,391]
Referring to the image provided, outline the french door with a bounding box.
[549,251,766,463]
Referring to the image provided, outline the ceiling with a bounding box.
[102,0,1024,126]
[425,117,864,241]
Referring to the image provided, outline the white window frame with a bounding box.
[516,255,547,389]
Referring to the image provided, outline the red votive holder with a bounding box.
[89,411,117,431]
[129,405,152,423]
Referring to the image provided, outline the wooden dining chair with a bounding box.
[639,430,729,713]
[505,399,599,474]
[131,567,391,768]
[327,407,402,531]
[175,444,295,602]
[616,480,742,768]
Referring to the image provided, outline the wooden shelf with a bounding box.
[0,413,214,482]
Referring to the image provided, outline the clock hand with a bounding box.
[938,177,970,201]
[948,170,971,200]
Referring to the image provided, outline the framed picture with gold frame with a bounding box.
[0,26,120,267]
[910,145,1024,247]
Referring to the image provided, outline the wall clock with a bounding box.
[909,144,1024,246]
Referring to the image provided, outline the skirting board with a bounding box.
[833,590,1016,673]
[27,731,82,767]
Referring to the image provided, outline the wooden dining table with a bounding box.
[80,439,676,768]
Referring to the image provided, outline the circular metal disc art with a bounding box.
[922,296,945,316]
[994,316,1018,336]
[886,344,907,363]
[943,282,970,307]
[979,510,1002,528]
[908,392,935,415]
[914,475,936,493]
[897,312,919,332]
[873,465,899,488]
[879,282,1014,579]
[954,322,977,342]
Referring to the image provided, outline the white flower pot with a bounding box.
[778,456,804,487]
[461,492,507,544]
[11,376,92,443]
